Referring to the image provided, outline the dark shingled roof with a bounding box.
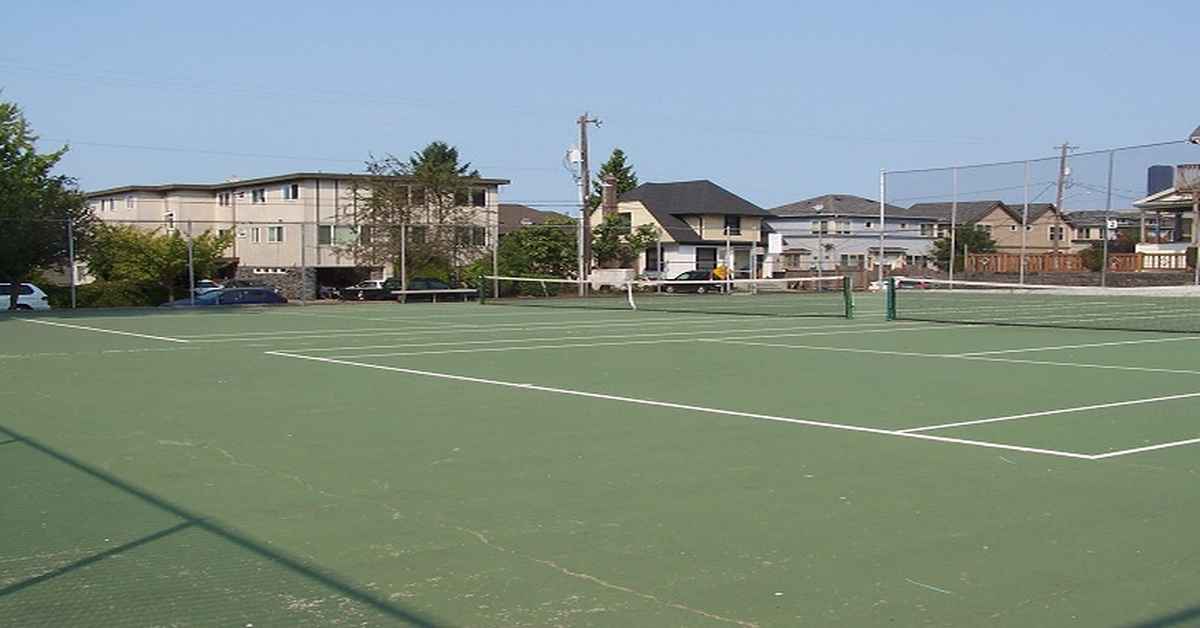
[898,201,1059,223]
[1063,209,1144,227]
[770,194,905,218]
[619,180,768,243]
[498,204,571,235]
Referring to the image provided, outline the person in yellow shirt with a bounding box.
[711,264,730,292]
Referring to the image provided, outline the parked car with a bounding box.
[193,279,223,295]
[0,283,51,311]
[340,279,395,301]
[401,278,477,302]
[161,288,288,308]
[662,270,722,294]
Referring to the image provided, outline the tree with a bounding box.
[347,141,486,282]
[0,99,93,309]
[931,225,997,271]
[88,224,233,301]
[1080,231,1139,272]
[495,216,578,278]
[592,215,659,268]
[586,149,639,211]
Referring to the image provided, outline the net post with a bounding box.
[842,275,853,319]
[625,280,637,310]
[885,277,897,320]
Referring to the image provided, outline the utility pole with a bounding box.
[1052,141,1077,253]
[577,113,600,293]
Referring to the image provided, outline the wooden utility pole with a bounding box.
[1052,142,1076,253]
[577,113,600,285]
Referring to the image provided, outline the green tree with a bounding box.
[88,224,233,301]
[587,149,639,211]
[592,215,658,268]
[931,225,997,271]
[496,216,578,277]
[0,99,93,309]
[349,141,486,283]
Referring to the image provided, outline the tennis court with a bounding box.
[4,284,1200,626]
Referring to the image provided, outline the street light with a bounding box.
[1189,125,1200,144]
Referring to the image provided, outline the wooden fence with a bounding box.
[965,252,1189,273]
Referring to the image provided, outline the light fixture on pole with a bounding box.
[1188,125,1200,145]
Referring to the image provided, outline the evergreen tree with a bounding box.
[587,149,639,210]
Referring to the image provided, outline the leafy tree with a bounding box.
[0,99,93,309]
[496,216,578,277]
[348,141,487,283]
[88,224,233,301]
[931,225,997,271]
[592,215,659,268]
[1080,231,1139,272]
[587,148,639,211]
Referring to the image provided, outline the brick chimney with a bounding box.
[601,175,619,218]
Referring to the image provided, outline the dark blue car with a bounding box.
[161,288,288,308]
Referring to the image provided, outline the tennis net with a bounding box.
[886,276,1200,333]
[481,275,853,318]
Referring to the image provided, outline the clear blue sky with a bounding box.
[3,0,1198,212]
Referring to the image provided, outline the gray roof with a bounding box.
[87,171,511,197]
[498,204,572,234]
[1063,209,1144,227]
[770,194,905,218]
[619,180,767,243]
[900,201,1058,224]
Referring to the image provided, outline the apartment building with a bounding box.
[899,201,1075,253]
[86,172,509,297]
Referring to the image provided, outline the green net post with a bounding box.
[842,276,854,319]
[885,277,897,320]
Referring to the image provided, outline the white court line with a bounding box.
[956,335,1200,357]
[708,339,1200,376]
[21,319,190,343]
[320,323,938,359]
[294,321,927,354]
[899,392,1200,433]
[264,351,1094,461]
[1091,437,1200,459]
[181,315,884,344]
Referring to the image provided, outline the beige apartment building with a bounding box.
[902,201,1078,253]
[86,172,509,297]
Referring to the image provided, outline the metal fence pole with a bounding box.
[878,170,886,289]
[1102,150,1114,287]
[186,220,196,306]
[491,220,499,299]
[1020,161,1030,285]
[66,217,77,308]
[949,167,958,286]
[299,221,307,305]
[400,223,407,291]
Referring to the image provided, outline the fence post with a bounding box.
[1020,160,1030,285]
[66,217,77,309]
[299,221,307,305]
[186,220,196,306]
[949,167,958,286]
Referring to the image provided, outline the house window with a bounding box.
[616,213,632,235]
[282,183,300,200]
[645,246,660,273]
[1049,225,1065,241]
[695,247,717,271]
[471,188,487,207]
[920,224,934,237]
[267,226,284,243]
[250,227,262,243]
[125,196,135,208]
[976,224,993,235]
[164,212,176,232]
[217,192,231,207]
[454,226,487,246]
[784,253,805,268]
[724,215,741,236]
[318,225,357,246]
[1009,225,1018,232]
[865,221,874,229]
[839,254,864,269]
[810,220,829,235]
[408,225,427,244]
[1079,227,1092,240]
[836,220,851,235]
[251,188,266,204]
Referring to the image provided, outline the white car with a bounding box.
[0,283,51,311]
[194,280,224,295]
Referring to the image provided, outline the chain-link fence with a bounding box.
[6,217,505,308]
[880,140,1200,287]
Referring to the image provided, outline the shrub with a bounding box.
[44,281,169,309]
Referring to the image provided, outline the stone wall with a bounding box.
[233,267,316,300]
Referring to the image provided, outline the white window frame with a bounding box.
[266,225,285,243]
[251,188,266,204]
[250,227,262,243]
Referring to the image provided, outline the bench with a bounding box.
[390,288,478,303]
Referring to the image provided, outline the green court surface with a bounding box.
[3,296,1200,627]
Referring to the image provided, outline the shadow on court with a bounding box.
[0,424,442,627]
[1124,605,1200,628]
